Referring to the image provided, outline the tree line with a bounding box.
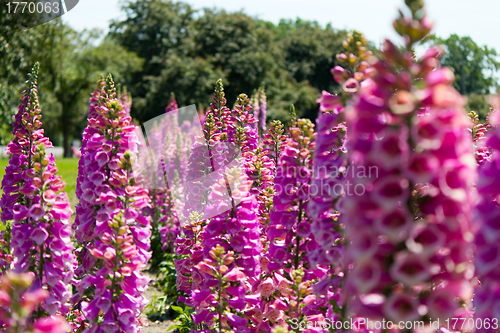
[1,0,498,156]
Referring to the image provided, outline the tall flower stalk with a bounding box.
[176,81,269,332]
[342,0,475,324]
[263,121,287,172]
[0,63,76,317]
[259,87,267,133]
[303,31,372,329]
[250,87,267,136]
[73,75,151,332]
[261,119,331,332]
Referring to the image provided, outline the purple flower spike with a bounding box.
[73,75,151,332]
[0,63,76,318]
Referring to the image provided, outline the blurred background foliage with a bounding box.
[1,0,498,155]
[109,0,355,124]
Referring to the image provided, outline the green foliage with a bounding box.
[431,34,500,95]
[466,93,492,121]
[148,219,181,321]
[110,0,351,124]
[0,0,43,144]
[169,304,195,333]
[0,17,142,155]
[156,254,178,304]
[146,251,180,321]
[31,23,143,156]
[111,0,196,122]
[276,19,347,93]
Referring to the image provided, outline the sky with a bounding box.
[63,0,500,51]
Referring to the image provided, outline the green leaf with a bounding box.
[170,305,184,313]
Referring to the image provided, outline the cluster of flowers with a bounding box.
[4,1,500,332]
[72,75,151,332]
[342,0,475,324]
[139,96,195,252]
[157,1,481,330]
[251,87,267,135]
[171,75,347,332]
[174,80,266,332]
[469,110,492,165]
[0,63,76,327]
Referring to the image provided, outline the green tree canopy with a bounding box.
[0,0,43,143]
[110,0,351,124]
[1,18,143,155]
[35,22,143,156]
[433,34,500,95]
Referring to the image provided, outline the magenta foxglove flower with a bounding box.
[0,63,76,316]
[73,75,151,332]
[341,0,475,323]
[305,31,371,328]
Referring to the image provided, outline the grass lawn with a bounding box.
[0,158,80,231]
